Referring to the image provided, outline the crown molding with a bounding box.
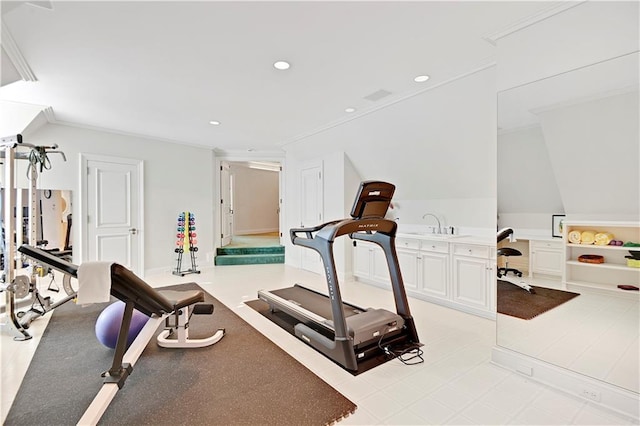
[42,106,55,122]
[482,1,587,46]
[213,148,285,158]
[1,18,37,82]
[46,115,218,150]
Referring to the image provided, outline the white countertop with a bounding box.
[397,232,493,245]
[511,229,560,242]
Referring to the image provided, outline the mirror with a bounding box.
[1,189,73,263]
[496,53,639,393]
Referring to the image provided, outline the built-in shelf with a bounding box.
[567,243,639,252]
[566,260,638,272]
[563,221,640,296]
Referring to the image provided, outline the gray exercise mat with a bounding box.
[5,283,356,425]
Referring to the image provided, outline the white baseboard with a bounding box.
[491,346,639,421]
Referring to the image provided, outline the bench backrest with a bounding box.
[18,245,174,316]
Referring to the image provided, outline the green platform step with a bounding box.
[215,246,284,266]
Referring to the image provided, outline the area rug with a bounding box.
[497,280,580,320]
[5,283,356,425]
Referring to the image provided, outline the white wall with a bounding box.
[2,123,216,273]
[0,100,44,136]
[497,125,564,222]
[539,90,639,220]
[283,67,498,279]
[231,164,279,235]
[284,67,498,235]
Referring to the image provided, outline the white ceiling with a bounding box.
[1,1,555,153]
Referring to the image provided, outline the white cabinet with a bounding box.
[353,241,373,278]
[371,244,390,283]
[530,240,563,277]
[353,235,494,319]
[563,221,640,295]
[397,248,419,291]
[353,241,389,285]
[419,242,449,299]
[452,243,494,314]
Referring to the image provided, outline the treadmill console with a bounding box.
[350,181,395,219]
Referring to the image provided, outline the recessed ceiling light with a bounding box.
[345,107,356,113]
[414,75,430,83]
[273,60,291,70]
[209,120,220,125]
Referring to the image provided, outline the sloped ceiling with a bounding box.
[0,1,556,152]
[498,53,640,217]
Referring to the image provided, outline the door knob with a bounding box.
[129,228,137,235]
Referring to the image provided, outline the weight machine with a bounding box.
[1,134,71,340]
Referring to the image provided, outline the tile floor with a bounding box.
[1,264,639,425]
[497,274,639,393]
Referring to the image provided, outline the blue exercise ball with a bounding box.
[95,301,150,349]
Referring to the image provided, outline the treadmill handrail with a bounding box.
[290,220,342,246]
[291,218,397,248]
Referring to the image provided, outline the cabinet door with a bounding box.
[371,245,390,283]
[419,251,449,298]
[531,248,563,276]
[353,242,372,278]
[452,256,489,310]
[397,249,418,291]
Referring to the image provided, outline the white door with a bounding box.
[220,161,233,246]
[81,155,143,275]
[299,161,323,273]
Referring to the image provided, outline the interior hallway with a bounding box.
[2,264,637,425]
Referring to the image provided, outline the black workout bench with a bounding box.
[17,244,215,388]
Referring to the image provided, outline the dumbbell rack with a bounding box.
[173,211,201,277]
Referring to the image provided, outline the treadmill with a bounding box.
[258,181,421,372]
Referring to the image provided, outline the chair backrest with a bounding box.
[497,227,514,243]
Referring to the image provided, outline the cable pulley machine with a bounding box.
[1,134,70,340]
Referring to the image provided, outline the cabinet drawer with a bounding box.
[531,240,563,250]
[453,244,490,258]
[396,238,421,250]
[420,240,449,254]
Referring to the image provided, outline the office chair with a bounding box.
[496,228,523,277]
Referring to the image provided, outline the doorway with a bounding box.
[218,160,282,248]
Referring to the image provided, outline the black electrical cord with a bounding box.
[377,331,425,366]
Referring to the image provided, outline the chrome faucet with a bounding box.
[422,213,442,234]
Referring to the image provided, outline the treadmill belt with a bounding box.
[244,298,404,376]
[269,286,363,321]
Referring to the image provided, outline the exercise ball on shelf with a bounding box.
[95,300,150,349]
